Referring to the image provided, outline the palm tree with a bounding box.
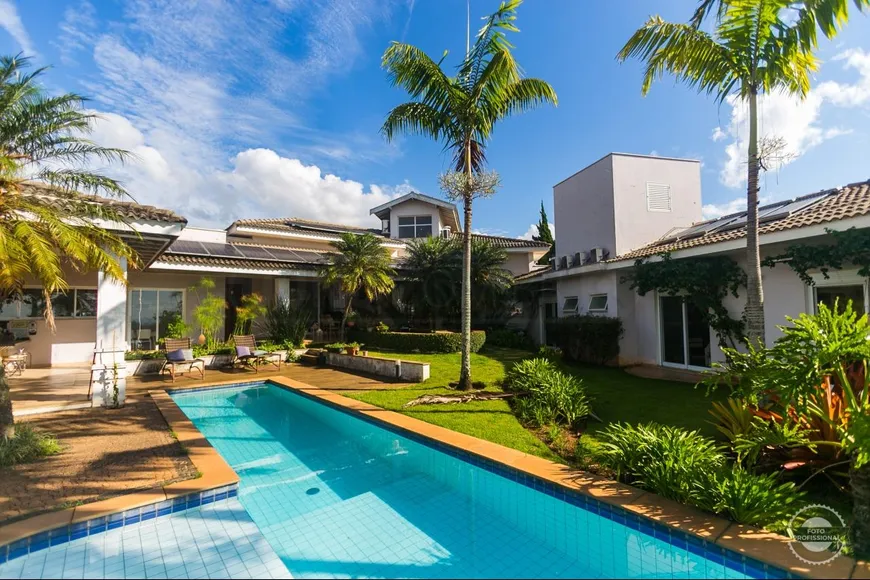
[618,0,868,346]
[322,233,396,341]
[403,236,461,330]
[1,54,135,439]
[381,0,556,389]
[468,238,514,327]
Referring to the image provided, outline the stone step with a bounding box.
[299,353,321,366]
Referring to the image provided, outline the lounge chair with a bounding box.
[162,338,205,382]
[232,335,281,373]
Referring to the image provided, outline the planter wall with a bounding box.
[325,352,430,383]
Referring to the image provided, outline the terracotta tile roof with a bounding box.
[456,232,551,249]
[18,181,187,224]
[153,254,319,271]
[616,179,870,261]
[230,217,385,237]
[514,266,552,281]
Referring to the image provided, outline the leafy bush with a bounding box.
[0,424,62,467]
[597,422,805,527]
[546,315,623,365]
[375,321,390,333]
[192,343,234,358]
[324,343,346,353]
[506,358,593,429]
[598,423,725,504]
[349,330,486,353]
[536,345,562,362]
[264,299,313,348]
[125,350,165,360]
[708,398,756,442]
[486,328,535,350]
[703,468,804,527]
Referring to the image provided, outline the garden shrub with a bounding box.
[349,330,486,354]
[505,358,593,429]
[264,299,314,348]
[597,422,805,527]
[0,424,62,467]
[546,315,623,365]
[486,328,535,350]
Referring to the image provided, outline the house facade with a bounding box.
[2,187,548,370]
[518,152,870,370]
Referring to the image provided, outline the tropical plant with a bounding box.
[703,300,870,555]
[506,358,594,429]
[381,0,557,389]
[189,277,225,349]
[532,200,554,265]
[709,398,756,442]
[503,357,556,394]
[232,292,267,336]
[617,0,868,346]
[160,312,190,343]
[0,422,61,467]
[0,54,136,439]
[703,467,804,527]
[264,298,314,348]
[321,232,395,341]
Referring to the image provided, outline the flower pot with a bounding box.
[347,321,356,328]
[198,333,206,345]
[345,346,359,356]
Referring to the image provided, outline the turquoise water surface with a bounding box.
[170,383,763,579]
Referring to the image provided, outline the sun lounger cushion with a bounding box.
[253,349,268,356]
[182,348,194,361]
[167,348,186,361]
[235,345,251,357]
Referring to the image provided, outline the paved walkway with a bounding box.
[10,363,411,416]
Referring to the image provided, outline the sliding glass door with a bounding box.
[129,289,184,349]
[659,296,711,369]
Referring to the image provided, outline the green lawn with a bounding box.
[347,347,723,463]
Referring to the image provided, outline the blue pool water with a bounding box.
[167,382,774,580]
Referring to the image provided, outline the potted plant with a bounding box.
[346,310,358,328]
[345,342,360,356]
[325,342,345,354]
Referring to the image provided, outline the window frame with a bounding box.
[562,296,579,314]
[0,287,99,320]
[587,293,609,313]
[127,287,187,346]
[805,269,869,315]
[397,215,434,239]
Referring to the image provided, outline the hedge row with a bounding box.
[545,315,624,365]
[349,330,487,354]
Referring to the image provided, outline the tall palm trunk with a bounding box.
[851,460,870,558]
[744,88,765,347]
[0,365,13,440]
[458,143,474,391]
[340,293,353,342]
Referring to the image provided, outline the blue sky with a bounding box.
[2,0,869,239]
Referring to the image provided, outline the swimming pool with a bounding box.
[166,382,783,579]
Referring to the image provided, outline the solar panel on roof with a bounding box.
[234,245,276,260]
[759,197,823,224]
[267,248,304,262]
[200,242,243,257]
[292,250,328,263]
[166,240,208,255]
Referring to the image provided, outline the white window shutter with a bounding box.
[646,183,671,212]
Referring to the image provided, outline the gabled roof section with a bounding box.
[456,232,551,250]
[616,179,870,261]
[227,217,386,238]
[18,181,187,224]
[369,192,461,231]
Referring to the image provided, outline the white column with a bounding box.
[92,256,128,408]
[275,278,290,303]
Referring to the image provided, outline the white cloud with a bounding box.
[701,195,774,220]
[54,0,409,226]
[519,222,555,240]
[715,48,870,188]
[0,0,35,55]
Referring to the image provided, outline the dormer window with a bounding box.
[398,216,433,238]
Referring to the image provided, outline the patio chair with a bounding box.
[232,335,281,373]
[162,338,205,382]
[0,345,27,377]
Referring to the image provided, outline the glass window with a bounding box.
[562,296,579,314]
[815,285,865,314]
[51,291,75,318]
[75,290,98,317]
[130,289,185,348]
[397,216,434,239]
[588,294,608,312]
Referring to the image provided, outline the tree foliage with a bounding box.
[763,227,870,285]
[0,54,136,329]
[533,200,554,265]
[623,253,747,348]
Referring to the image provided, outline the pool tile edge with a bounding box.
[264,374,856,580]
[0,389,241,564]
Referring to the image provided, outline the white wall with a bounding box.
[555,271,619,318]
[611,154,702,256]
[504,252,540,276]
[388,199,444,240]
[553,156,616,261]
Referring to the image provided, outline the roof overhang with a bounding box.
[232,225,406,249]
[149,261,319,277]
[517,213,870,285]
